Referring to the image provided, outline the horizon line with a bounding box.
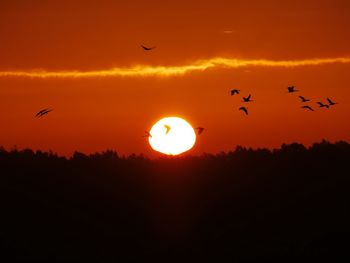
[0,57,350,79]
[1,139,348,158]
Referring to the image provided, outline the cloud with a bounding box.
[0,57,349,78]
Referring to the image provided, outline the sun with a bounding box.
[148,117,196,155]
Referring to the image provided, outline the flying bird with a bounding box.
[239,106,248,115]
[230,89,240,96]
[195,127,205,135]
[301,105,314,111]
[143,131,152,138]
[35,109,49,117]
[141,45,156,51]
[35,108,53,118]
[327,98,338,106]
[317,102,329,108]
[299,96,310,102]
[243,94,253,102]
[288,86,298,93]
[164,125,171,134]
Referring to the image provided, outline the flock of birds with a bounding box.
[34,44,339,139]
[231,85,338,115]
[230,89,254,115]
[286,86,338,111]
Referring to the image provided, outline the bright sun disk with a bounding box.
[148,117,196,155]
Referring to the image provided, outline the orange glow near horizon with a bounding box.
[0,1,350,157]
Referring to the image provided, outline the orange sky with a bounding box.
[0,0,350,156]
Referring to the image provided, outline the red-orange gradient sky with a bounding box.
[0,0,350,156]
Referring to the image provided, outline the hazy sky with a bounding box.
[0,0,350,156]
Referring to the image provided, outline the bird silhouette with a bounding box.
[317,102,329,108]
[35,108,53,117]
[142,131,152,138]
[195,127,205,135]
[239,106,248,115]
[299,96,310,102]
[301,105,314,111]
[327,98,338,106]
[164,125,171,134]
[141,45,156,51]
[243,94,253,102]
[288,86,298,93]
[230,89,240,96]
[35,109,49,117]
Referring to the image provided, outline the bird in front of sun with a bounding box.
[141,44,156,51]
[164,125,171,134]
[35,108,53,118]
[148,117,196,155]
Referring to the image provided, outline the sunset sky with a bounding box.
[0,0,350,156]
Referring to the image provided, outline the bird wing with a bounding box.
[164,125,171,134]
[141,45,155,50]
[239,107,248,115]
[247,94,251,100]
[317,102,323,106]
[303,106,313,111]
[35,108,48,117]
[141,45,152,50]
[35,111,44,117]
[144,131,152,138]
[327,98,334,104]
[35,109,47,116]
[288,86,297,92]
[41,109,53,116]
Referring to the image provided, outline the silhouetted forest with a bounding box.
[0,140,349,261]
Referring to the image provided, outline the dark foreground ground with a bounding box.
[0,140,350,262]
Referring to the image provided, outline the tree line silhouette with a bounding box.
[0,140,349,261]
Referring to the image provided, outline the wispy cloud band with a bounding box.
[0,57,349,78]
